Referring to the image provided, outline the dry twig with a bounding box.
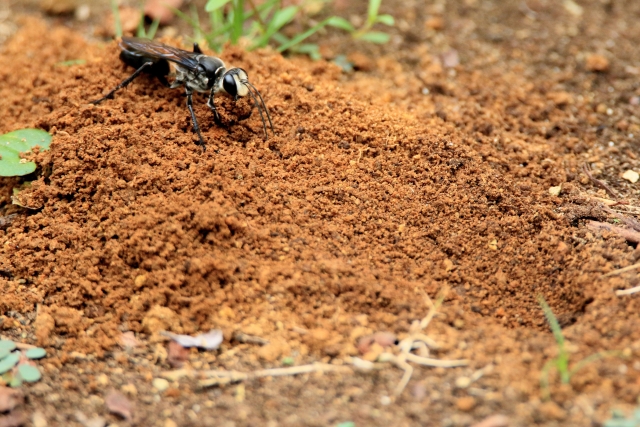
[603,207,640,232]
[583,163,619,199]
[198,363,352,388]
[233,332,269,346]
[615,285,640,296]
[587,221,640,243]
[602,262,640,278]
[351,286,469,397]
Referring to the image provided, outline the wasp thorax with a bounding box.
[197,56,226,89]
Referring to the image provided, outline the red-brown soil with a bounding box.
[1,0,640,425]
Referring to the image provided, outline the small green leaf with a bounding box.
[147,18,160,39]
[9,375,22,388]
[333,55,354,73]
[367,0,382,25]
[326,16,355,32]
[294,44,322,61]
[268,6,298,33]
[26,348,47,360]
[0,348,10,361]
[375,14,395,26]
[253,5,299,49]
[281,357,294,366]
[17,364,42,383]
[0,353,20,374]
[9,374,22,388]
[0,129,51,177]
[205,0,231,12]
[110,0,122,38]
[0,340,16,352]
[356,31,390,44]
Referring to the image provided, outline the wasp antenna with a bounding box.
[244,81,275,136]
[244,85,269,139]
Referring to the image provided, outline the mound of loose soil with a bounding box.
[1,5,640,426]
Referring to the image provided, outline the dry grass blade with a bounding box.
[602,262,640,278]
[615,285,640,296]
[583,163,619,199]
[199,363,353,388]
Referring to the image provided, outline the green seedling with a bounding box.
[604,408,640,427]
[281,356,294,366]
[538,295,621,400]
[171,0,393,60]
[322,0,394,44]
[110,0,123,38]
[136,10,160,40]
[0,339,47,387]
[0,129,51,177]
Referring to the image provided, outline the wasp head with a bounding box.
[217,67,275,139]
[219,68,250,101]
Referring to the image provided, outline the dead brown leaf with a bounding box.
[0,411,25,427]
[0,387,23,413]
[167,341,190,369]
[357,331,398,354]
[105,390,133,422]
[120,332,140,350]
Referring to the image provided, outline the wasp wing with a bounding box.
[120,37,201,71]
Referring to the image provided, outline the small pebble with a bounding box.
[456,396,476,412]
[538,401,567,420]
[586,53,610,72]
[455,376,472,389]
[32,411,47,427]
[153,378,170,392]
[622,170,639,183]
[121,384,137,396]
[97,374,109,386]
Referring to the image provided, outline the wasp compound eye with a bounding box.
[223,74,238,97]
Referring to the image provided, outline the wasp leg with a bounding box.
[185,87,207,150]
[206,88,224,126]
[90,61,154,104]
[193,42,203,54]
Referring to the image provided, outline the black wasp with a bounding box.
[91,37,274,149]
